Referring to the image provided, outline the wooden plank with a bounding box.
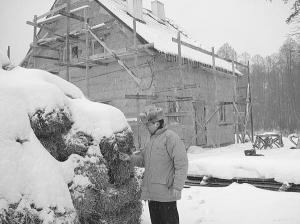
[219,123,234,126]
[55,62,88,68]
[165,112,188,117]
[172,38,247,68]
[26,21,55,33]
[59,10,85,22]
[30,44,59,52]
[177,32,182,66]
[37,5,90,25]
[78,57,108,66]
[32,55,60,60]
[126,43,154,51]
[125,94,158,100]
[37,3,67,20]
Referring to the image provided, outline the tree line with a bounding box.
[217,37,300,135]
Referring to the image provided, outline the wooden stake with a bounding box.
[33,15,37,68]
[177,32,182,66]
[84,7,90,98]
[66,0,70,82]
[133,18,141,149]
[248,61,254,142]
[7,46,10,59]
[212,47,215,70]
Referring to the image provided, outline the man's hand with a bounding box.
[119,152,131,161]
[171,189,181,197]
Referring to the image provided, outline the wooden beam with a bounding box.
[59,10,86,22]
[88,27,141,85]
[177,32,182,66]
[32,55,60,60]
[165,112,187,117]
[78,57,108,66]
[55,62,90,68]
[212,47,216,70]
[127,43,154,52]
[33,15,38,68]
[219,123,234,126]
[37,5,90,25]
[37,3,67,20]
[172,38,247,68]
[30,44,60,52]
[27,21,55,33]
[125,94,158,100]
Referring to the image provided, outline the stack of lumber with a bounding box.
[185,175,300,193]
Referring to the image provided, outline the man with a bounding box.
[119,105,188,224]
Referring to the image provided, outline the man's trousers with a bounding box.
[148,200,179,224]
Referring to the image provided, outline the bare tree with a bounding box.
[217,43,237,60]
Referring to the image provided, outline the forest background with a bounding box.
[218,35,300,135]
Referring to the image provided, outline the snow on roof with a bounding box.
[97,0,242,76]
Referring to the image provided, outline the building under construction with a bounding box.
[21,0,253,149]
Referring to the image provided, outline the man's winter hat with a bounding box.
[140,105,164,124]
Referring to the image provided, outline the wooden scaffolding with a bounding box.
[170,32,254,146]
[25,0,253,148]
[24,0,151,98]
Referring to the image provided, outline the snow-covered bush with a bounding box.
[0,59,142,223]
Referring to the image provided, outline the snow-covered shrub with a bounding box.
[100,130,136,187]
[30,107,73,137]
[0,65,142,223]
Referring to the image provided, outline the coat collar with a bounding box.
[151,125,167,137]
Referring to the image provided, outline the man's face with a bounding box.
[145,121,158,134]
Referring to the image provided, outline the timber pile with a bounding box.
[185,175,300,193]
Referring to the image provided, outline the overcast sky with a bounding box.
[0,0,294,64]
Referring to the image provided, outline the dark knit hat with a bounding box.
[140,105,164,124]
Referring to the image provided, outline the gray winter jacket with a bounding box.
[131,126,188,202]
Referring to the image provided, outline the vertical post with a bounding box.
[133,18,137,66]
[84,8,90,98]
[212,47,219,148]
[66,0,70,82]
[233,90,239,143]
[7,46,10,59]
[133,18,141,149]
[212,47,216,70]
[248,61,254,142]
[177,32,182,66]
[33,15,38,68]
[232,60,235,76]
[177,31,184,126]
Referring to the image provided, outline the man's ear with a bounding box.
[154,122,159,128]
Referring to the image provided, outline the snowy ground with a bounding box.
[1,52,299,223]
[141,183,300,224]
[142,139,300,224]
